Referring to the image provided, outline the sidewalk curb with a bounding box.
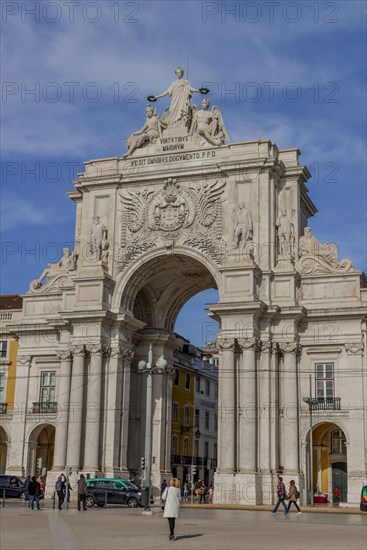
[181,504,365,515]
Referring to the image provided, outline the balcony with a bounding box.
[304,397,341,411]
[32,402,58,414]
[0,403,7,414]
[171,454,181,464]
[182,455,192,465]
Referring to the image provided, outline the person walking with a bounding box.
[200,483,206,504]
[207,484,214,504]
[182,482,189,502]
[272,476,288,515]
[24,475,31,507]
[55,474,66,510]
[161,479,167,502]
[28,476,41,510]
[77,474,87,511]
[162,478,181,541]
[333,486,341,506]
[287,480,302,515]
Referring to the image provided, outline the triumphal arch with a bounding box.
[5,67,366,504]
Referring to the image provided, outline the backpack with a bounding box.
[296,490,300,499]
[55,480,63,492]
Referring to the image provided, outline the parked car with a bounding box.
[360,485,367,511]
[85,478,142,508]
[0,475,44,500]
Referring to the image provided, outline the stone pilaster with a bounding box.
[104,345,123,476]
[52,349,72,470]
[120,349,134,474]
[217,338,236,473]
[66,345,85,471]
[83,343,108,472]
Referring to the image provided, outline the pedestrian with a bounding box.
[200,483,206,504]
[183,482,189,501]
[271,476,288,515]
[333,486,341,506]
[287,480,302,515]
[28,476,41,510]
[162,478,181,541]
[77,474,87,511]
[24,475,31,507]
[161,479,167,502]
[66,478,73,503]
[207,484,214,504]
[55,474,66,510]
[194,478,202,502]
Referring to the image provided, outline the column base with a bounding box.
[213,471,261,504]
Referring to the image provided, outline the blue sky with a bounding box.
[1,0,366,346]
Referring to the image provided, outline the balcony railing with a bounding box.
[171,455,217,468]
[32,402,58,414]
[305,397,341,411]
[171,454,181,464]
[0,403,7,414]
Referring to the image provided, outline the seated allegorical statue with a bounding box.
[123,104,164,158]
[189,98,229,146]
[30,248,77,291]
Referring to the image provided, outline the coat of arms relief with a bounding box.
[117,178,226,270]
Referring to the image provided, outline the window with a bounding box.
[185,373,190,390]
[173,402,179,423]
[40,372,56,403]
[183,437,189,457]
[195,409,200,428]
[204,441,209,459]
[331,430,346,454]
[0,342,7,358]
[184,405,190,426]
[172,436,178,455]
[194,439,199,458]
[196,376,200,393]
[205,379,210,396]
[174,369,179,386]
[315,363,334,398]
[0,374,4,403]
[205,410,210,430]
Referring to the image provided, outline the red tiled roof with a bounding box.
[0,294,23,310]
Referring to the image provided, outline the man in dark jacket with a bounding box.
[24,475,31,507]
[77,474,87,511]
[55,474,66,510]
[29,476,41,510]
[271,476,288,515]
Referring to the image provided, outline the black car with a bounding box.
[85,478,142,508]
[0,475,44,500]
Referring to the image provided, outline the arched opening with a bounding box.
[307,422,348,503]
[0,426,8,474]
[28,424,55,477]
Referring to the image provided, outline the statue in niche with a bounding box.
[276,209,295,259]
[150,66,202,130]
[190,98,229,146]
[89,216,107,261]
[123,104,162,158]
[234,203,253,249]
[30,248,77,290]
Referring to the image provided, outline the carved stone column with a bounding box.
[120,349,134,474]
[84,343,107,472]
[66,345,85,471]
[53,349,72,470]
[237,338,258,473]
[8,355,32,475]
[279,342,300,474]
[217,338,236,473]
[104,345,123,476]
[258,341,271,473]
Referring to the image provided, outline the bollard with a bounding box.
[52,491,56,509]
[2,489,5,507]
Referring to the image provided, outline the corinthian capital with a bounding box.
[237,337,259,351]
[17,355,31,366]
[56,349,72,361]
[70,344,85,357]
[278,341,300,355]
[86,343,109,356]
[217,338,236,351]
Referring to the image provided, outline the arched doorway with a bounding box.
[116,250,220,491]
[28,424,55,476]
[307,422,348,502]
[0,426,8,473]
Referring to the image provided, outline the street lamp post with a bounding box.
[138,344,168,515]
[303,375,314,507]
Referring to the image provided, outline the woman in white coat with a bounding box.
[162,478,181,541]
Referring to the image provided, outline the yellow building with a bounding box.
[0,295,22,473]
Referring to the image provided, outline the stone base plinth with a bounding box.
[213,472,261,505]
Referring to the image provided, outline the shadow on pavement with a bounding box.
[175,534,203,540]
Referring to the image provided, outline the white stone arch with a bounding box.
[301,418,350,446]
[111,245,223,313]
[26,422,56,476]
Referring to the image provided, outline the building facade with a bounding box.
[1,70,366,503]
